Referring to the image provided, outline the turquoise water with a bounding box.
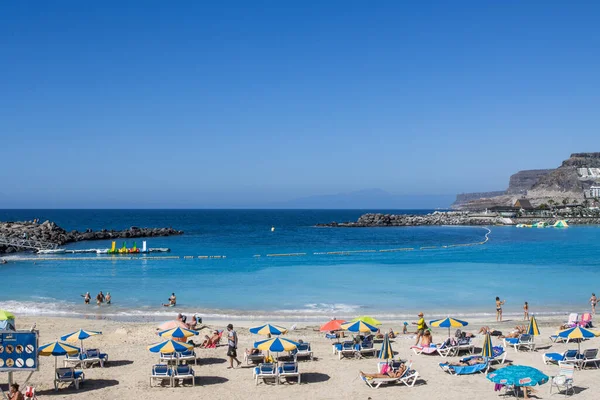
[0,209,598,321]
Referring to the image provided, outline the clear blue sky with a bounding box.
[1,1,599,208]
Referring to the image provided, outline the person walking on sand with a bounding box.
[412,312,426,346]
[590,293,597,315]
[226,324,241,369]
[496,296,506,322]
[523,301,529,320]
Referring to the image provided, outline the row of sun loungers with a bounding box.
[543,348,600,369]
[438,346,507,375]
[150,364,196,387]
[64,349,109,368]
[334,340,377,359]
[160,349,197,365]
[253,362,301,385]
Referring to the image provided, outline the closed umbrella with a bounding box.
[430,317,469,337]
[527,315,540,336]
[61,329,102,353]
[249,324,288,336]
[378,333,393,360]
[487,365,548,398]
[481,333,493,358]
[38,341,80,369]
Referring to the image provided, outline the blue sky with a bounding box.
[1,1,599,208]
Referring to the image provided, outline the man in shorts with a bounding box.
[226,323,241,368]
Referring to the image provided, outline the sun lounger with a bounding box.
[411,345,438,355]
[565,313,579,328]
[358,341,377,358]
[360,365,419,389]
[333,340,352,355]
[81,349,108,368]
[575,348,600,369]
[160,352,178,364]
[254,363,278,385]
[377,359,409,373]
[439,356,489,375]
[150,364,173,387]
[291,343,313,361]
[55,367,85,391]
[549,361,575,396]
[503,334,535,352]
[578,313,593,328]
[244,350,265,365]
[173,364,195,386]
[63,352,84,368]
[338,341,359,360]
[454,337,474,355]
[176,349,197,365]
[278,361,301,384]
[543,349,581,365]
[488,346,507,367]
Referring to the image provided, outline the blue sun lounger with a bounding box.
[543,349,581,365]
[439,356,489,375]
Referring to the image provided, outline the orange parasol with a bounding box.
[320,319,346,332]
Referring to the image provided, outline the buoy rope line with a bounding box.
[6,227,491,262]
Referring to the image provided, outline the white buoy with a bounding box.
[271,226,275,232]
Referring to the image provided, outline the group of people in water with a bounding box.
[82,291,111,305]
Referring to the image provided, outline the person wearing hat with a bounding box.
[412,312,427,346]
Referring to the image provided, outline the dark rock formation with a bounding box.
[0,220,183,254]
[451,191,506,208]
[507,169,553,194]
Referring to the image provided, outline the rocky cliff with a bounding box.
[506,169,553,194]
[451,191,505,208]
[0,220,183,254]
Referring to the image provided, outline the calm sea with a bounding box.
[0,209,597,322]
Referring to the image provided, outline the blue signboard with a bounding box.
[0,331,39,371]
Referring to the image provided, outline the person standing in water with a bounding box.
[496,297,506,322]
[523,301,529,320]
[106,292,112,305]
[590,293,597,315]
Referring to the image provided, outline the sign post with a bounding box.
[0,331,39,400]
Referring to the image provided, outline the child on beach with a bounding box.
[402,322,408,334]
[524,301,529,320]
[496,297,506,322]
[163,293,176,307]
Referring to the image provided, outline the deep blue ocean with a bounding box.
[0,209,598,322]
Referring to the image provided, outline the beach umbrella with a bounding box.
[39,341,80,369]
[481,333,493,358]
[527,315,540,336]
[0,310,15,320]
[429,317,469,337]
[554,326,600,352]
[487,365,548,398]
[157,320,187,331]
[378,333,394,360]
[158,327,199,339]
[148,339,193,354]
[254,337,300,360]
[352,316,381,326]
[341,320,379,333]
[61,329,102,353]
[319,319,346,332]
[249,323,288,336]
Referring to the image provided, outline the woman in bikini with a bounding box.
[590,293,597,315]
[496,296,506,322]
[360,363,407,379]
[523,301,529,320]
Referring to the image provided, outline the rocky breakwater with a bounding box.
[317,212,500,227]
[0,220,183,254]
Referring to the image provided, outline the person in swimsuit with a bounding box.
[590,293,597,315]
[448,357,486,367]
[523,301,529,320]
[83,292,90,304]
[106,292,112,304]
[163,293,176,307]
[360,363,407,379]
[496,297,506,322]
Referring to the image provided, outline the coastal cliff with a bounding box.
[0,220,183,254]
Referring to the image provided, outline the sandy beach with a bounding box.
[1,314,598,399]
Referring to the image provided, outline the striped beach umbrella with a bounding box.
[341,320,379,333]
[352,316,382,326]
[555,326,600,352]
[527,315,540,336]
[481,333,493,358]
[148,339,193,354]
[158,327,199,339]
[61,329,102,352]
[430,317,469,337]
[254,337,300,352]
[39,341,81,369]
[378,333,394,360]
[249,323,288,336]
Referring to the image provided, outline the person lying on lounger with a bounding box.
[360,364,407,379]
[420,330,433,347]
[500,325,526,338]
[388,328,396,339]
[448,357,486,366]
